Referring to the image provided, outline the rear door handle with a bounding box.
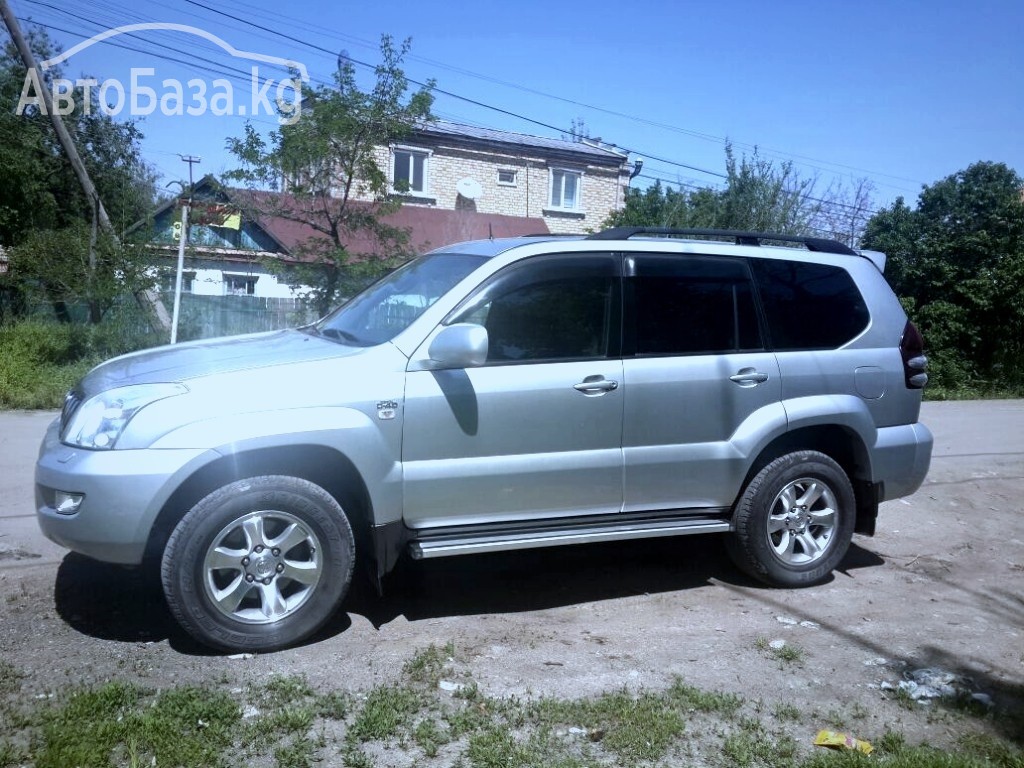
[729,369,770,387]
[573,376,619,395]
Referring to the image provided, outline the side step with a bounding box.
[409,516,732,560]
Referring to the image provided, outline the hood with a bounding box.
[79,329,362,396]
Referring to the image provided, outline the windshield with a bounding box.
[312,252,486,346]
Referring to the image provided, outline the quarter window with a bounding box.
[497,169,517,185]
[632,256,761,355]
[393,148,428,194]
[549,169,581,210]
[752,259,869,350]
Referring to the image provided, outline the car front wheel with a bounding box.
[161,475,355,652]
[726,451,855,587]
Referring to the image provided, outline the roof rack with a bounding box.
[586,227,858,256]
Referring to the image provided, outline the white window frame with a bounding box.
[548,167,583,211]
[497,168,518,186]
[391,145,431,196]
[222,273,257,296]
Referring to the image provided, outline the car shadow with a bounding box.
[53,537,884,652]
[345,537,885,628]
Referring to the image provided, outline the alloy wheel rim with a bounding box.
[766,478,837,566]
[202,510,322,625]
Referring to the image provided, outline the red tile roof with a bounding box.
[229,188,548,262]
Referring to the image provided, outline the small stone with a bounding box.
[438,680,465,692]
[776,616,798,625]
[769,639,787,650]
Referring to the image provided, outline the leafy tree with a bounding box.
[0,30,158,243]
[7,222,151,323]
[606,145,874,246]
[226,36,434,316]
[0,27,159,322]
[863,161,1024,391]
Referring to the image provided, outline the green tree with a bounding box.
[607,145,874,245]
[0,27,159,322]
[8,223,151,323]
[863,162,1024,390]
[0,30,158,243]
[226,36,434,316]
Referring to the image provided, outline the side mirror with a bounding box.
[427,323,488,369]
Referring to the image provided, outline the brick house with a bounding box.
[366,121,634,234]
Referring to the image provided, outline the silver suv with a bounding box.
[36,228,933,651]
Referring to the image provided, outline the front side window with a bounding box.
[631,255,761,356]
[393,148,428,194]
[549,169,581,210]
[752,259,869,350]
[450,255,618,363]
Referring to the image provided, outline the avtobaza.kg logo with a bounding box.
[16,23,308,125]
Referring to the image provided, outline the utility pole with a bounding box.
[0,0,171,332]
[170,155,200,344]
[0,0,113,235]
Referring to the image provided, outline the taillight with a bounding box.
[900,321,928,389]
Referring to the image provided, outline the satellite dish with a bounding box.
[456,177,483,200]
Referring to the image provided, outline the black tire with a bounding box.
[726,451,855,587]
[161,475,355,652]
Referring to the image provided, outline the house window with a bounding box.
[497,169,517,186]
[223,273,257,296]
[549,168,581,210]
[159,270,195,294]
[392,147,429,194]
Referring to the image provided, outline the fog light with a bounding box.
[54,491,84,515]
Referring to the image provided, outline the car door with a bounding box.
[403,253,624,528]
[622,253,783,512]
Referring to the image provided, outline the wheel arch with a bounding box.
[740,425,879,535]
[143,444,373,567]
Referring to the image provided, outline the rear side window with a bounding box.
[631,255,762,355]
[752,259,869,350]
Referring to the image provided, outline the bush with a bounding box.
[0,318,160,410]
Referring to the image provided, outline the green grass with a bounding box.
[756,636,806,665]
[347,684,424,742]
[34,682,240,768]
[0,649,1020,768]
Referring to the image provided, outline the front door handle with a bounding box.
[573,376,619,395]
[729,369,770,387]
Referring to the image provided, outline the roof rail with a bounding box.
[586,227,858,256]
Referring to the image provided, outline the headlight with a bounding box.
[62,383,188,450]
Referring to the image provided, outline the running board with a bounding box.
[409,517,731,560]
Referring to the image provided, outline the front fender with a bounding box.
[150,406,404,526]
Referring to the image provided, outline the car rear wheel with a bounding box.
[161,475,355,652]
[726,451,855,587]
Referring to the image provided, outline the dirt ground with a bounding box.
[1,400,1022,756]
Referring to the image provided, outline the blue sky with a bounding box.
[8,0,1023,218]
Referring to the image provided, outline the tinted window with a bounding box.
[451,256,618,363]
[752,259,869,350]
[632,256,761,355]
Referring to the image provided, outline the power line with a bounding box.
[13,1,891,218]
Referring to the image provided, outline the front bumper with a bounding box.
[35,417,209,564]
